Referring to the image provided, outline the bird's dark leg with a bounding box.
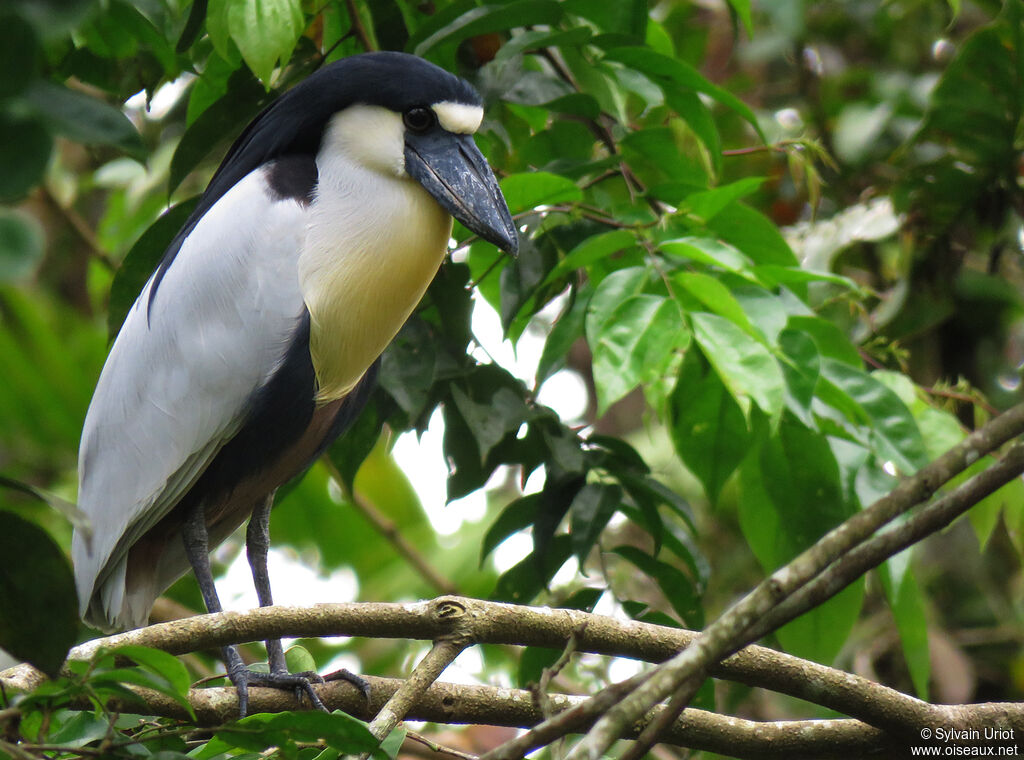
[183,500,341,715]
[245,496,287,673]
[243,495,371,708]
[182,502,256,716]
[245,499,370,708]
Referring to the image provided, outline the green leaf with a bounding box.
[206,0,233,61]
[665,90,721,175]
[673,271,758,338]
[46,712,112,748]
[493,26,593,63]
[500,171,582,214]
[563,0,646,39]
[542,92,601,119]
[669,349,752,505]
[481,494,540,564]
[108,645,193,715]
[327,398,383,493]
[752,265,858,290]
[0,111,52,201]
[414,1,563,57]
[518,646,560,688]
[285,644,317,674]
[591,294,687,413]
[227,0,304,85]
[820,360,929,475]
[777,328,819,426]
[536,285,589,386]
[176,0,209,52]
[0,476,90,533]
[380,318,436,423]
[107,1,178,76]
[545,229,636,285]
[786,314,862,366]
[10,0,94,39]
[108,197,200,337]
[0,208,44,282]
[213,710,378,755]
[621,127,705,185]
[0,12,38,99]
[660,237,752,273]
[450,383,530,465]
[0,511,78,678]
[584,266,648,345]
[111,645,191,696]
[684,177,764,222]
[726,0,753,35]
[738,421,863,664]
[25,80,144,157]
[377,726,407,760]
[491,535,572,604]
[908,403,1023,549]
[612,545,702,626]
[168,69,265,195]
[690,312,785,419]
[879,551,931,699]
[569,483,621,565]
[707,202,798,266]
[603,47,763,138]
[733,286,797,345]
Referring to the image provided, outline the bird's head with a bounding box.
[218,52,518,256]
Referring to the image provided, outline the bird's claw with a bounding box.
[323,668,372,701]
[227,665,332,716]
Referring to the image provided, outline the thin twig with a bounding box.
[343,0,374,52]
[404,729,480,760]
[322,458,457,595]
[40,186,116,270]
[922,385,1000,417]
[532,623,586,720]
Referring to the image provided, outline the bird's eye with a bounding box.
[403,107,436,132]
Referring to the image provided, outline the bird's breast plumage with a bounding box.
[299,144,452,403]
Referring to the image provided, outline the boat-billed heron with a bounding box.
[71,51,518,715]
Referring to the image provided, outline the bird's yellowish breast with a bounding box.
[298,165,452,403]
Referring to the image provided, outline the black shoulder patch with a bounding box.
[266,155,318,205]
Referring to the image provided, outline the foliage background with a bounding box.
[2,0,1024,757]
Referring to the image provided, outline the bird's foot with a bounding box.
[322,668,372,701]
[227,660,328,716]
[226,661,371,717]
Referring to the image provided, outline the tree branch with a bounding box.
[4,675,910,759]
[5,594,1024,758]
[0,596,938,730]
[16,674,1024,759]
[565,402,1024,760]
[369,634,469,740]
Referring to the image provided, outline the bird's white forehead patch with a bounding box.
[432,101,483,134]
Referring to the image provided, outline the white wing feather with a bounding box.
[72,166,308,630]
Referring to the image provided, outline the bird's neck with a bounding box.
[298,153,452,403]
